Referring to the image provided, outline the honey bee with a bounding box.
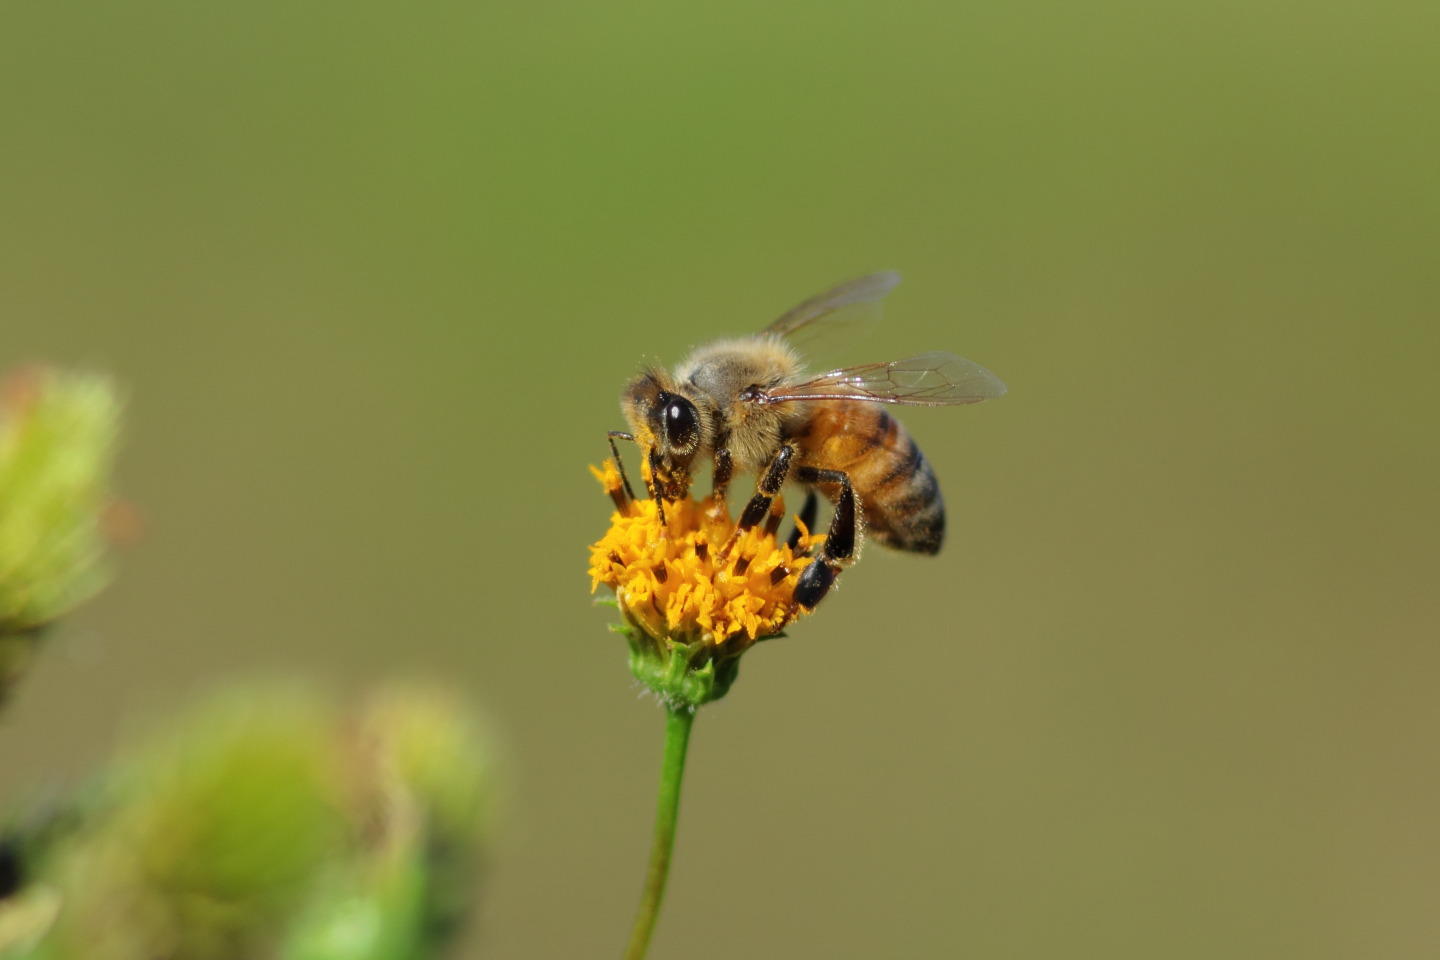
[608,272,1005,610]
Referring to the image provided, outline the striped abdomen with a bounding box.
[791,403,945,554]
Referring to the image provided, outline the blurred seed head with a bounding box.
[0,682,497,960]
[0,366,124,707]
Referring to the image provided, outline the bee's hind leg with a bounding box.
[790,467,856,610]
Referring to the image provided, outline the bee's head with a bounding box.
[622,370,703,497]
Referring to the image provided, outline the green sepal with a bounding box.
[626,640,741,710]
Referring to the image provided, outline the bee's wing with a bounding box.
[760,351,1007,406]
[761,271,902,339]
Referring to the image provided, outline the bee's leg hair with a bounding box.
[790,467,855,609]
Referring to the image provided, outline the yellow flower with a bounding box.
[588,461,825,705]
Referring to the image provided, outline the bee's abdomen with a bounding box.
[857,424,945,554]
[798,406,946,555]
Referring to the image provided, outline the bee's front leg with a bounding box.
[604,430,668,524]
[606,431,639,506]
[790,466,856,610]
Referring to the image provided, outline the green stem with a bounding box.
[623,703,696,960]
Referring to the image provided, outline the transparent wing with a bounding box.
[758,351,1007,406]
[761,271,902,340]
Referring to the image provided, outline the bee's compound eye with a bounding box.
[663,396,700,451]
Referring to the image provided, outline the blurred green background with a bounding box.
[2,0,1437,957]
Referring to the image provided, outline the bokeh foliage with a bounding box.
[0,370,119,704]
[0,684,494,960]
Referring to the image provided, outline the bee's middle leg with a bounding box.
[717,444,794,559]
[737,444,795,528]
[790,466,856,609]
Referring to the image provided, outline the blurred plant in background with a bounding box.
[0,683,495,959]
[0,367,121,709]
[0,366,497,959]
